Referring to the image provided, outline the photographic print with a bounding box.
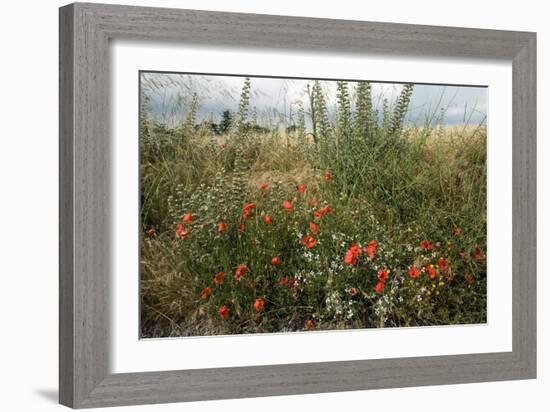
[139,72,487,338]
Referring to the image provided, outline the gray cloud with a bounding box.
[141,73,487,128]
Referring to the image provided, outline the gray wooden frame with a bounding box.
[59,2,536,408]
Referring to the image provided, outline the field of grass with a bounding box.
[139,78,487,338]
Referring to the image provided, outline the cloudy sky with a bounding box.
[140,72,487,129]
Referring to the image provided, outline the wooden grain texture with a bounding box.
[512,34,537,373]
[59,2,537,408]
[59,4,74,406]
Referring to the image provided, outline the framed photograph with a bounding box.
[59,2,536,408]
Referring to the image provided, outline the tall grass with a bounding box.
[139,77,487,338]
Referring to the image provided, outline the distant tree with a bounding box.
[286,125,298,133]
[219,110,233,134]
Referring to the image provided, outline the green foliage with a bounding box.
[390,84,414,135]
[235,77,251,136]
[183,92,199,135]
[310,80,331,142]
[354,81,375,142]
[296,102,306,143]
[336,81,352,139]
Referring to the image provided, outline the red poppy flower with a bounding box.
[377,268,389,282]
[175,223,191,238]
[297,184,306,193]
[278,276,290,286]
[323,171,332,181]
[283,200,293,211]
[218,305,229,319]
[242,202,257,219]
[465,273,475,285]
[364,240,378,259]
[254,298,265,312]
[271,256,282,265]
[425,265,437,279]
[471,246,485,261]
[309,222,320,235]
[246,202,257,209]
[182,213,193,223]
[306,319,315,330]
[408,265,421,279]
[349,243,362,255]
[213,271,225,285]
[313,205,332,218]
[344,250,358,265]
[437,258,449,271]
[344,243,362,265]
[263,214,273,224]
[348,287,359,297]
[234,263,248,281]
[217,221,228,232]
[302,235,317,249]
[237,223,245,232]
[200,286,212,300]
[420,239,433,250]
[260,183,269,190]
[452,227,462,235]
[374,281,385,293]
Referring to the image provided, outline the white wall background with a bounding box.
[0,0,546,411]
